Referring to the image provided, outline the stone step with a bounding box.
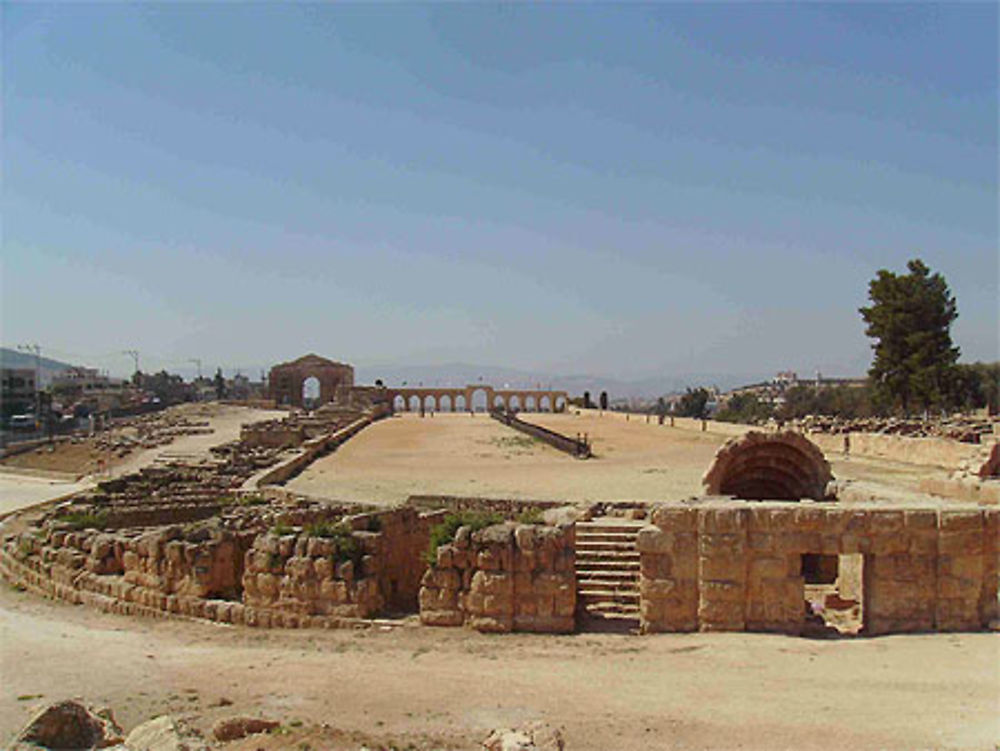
[576,522,646,533]
[576,559,639,575]
[578,588,640,603]
[578,572,638,582]
[575,549,640,559]
[575,531,640,543]
[581,600,641,615]
[578,581,638,594]
[576,540,638,552]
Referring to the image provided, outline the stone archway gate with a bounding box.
[268,354,355,408]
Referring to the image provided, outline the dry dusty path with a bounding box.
[1,584,997,750]
[287,412,950,505]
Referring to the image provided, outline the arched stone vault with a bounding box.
[702,430,833,501]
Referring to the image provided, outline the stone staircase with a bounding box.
[575,519,643,626]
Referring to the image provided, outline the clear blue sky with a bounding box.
[3,3,997,381]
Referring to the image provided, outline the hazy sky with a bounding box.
[3,3,997,380]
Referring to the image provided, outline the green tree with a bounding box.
[676,387,710,418]
[213,368,227,400]
[859,259,959,414]
[715,393,773,424]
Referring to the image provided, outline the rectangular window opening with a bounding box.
[802,553,864,636]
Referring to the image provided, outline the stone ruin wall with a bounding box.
[420,522,576,633]
[0,505,444,629]
[639,502,999,635]
[242,507,443,624]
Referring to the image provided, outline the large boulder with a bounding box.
[13,700,123,750]
[125,715,208,751]
[483,721,565,751]
[211,716,279,742]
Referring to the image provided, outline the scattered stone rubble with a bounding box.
[8,699,565,750]
[12,700,123,751]
[790,414,998,443]
[483,721,565,751]
[90,412,216,458]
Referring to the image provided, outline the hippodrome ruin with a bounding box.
[2,353,997,642]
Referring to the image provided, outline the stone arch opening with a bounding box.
[493,395,506,412]
[424,395,436,412]
[440,394,452,412]
[702,431,833,501]
[554,396,566,413]
[393,394,406,412]
[470,388,489,412]
[302,376,321,410]
[455,394,467,411]
[408,395,422,412]
[509,395,521,412]
[525,395,537,411]
[540,395,552,412]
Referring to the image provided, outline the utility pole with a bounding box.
[17,343,41,423]
[188,358,203,380]
[123,349,140,379]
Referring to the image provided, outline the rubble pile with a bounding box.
[90,412,216,458]
[790,414,998,443]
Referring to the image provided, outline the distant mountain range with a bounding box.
[353,362,772,400]
[0,346,785,399]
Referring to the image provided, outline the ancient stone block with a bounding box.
[940,510,983,532]
[636,526,673,554]
[698,508,747,534]
[650,505,697,531]
[420,609,464,627]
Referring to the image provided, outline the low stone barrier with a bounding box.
[639,501,999,635]
[808,431,988,470]
[420,521,576,633]
[490,411,591,458]
[407,495,564,517]
[253,414,378,487]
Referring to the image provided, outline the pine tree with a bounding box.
[859,259,959,414]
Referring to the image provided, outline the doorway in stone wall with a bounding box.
[302,376,321,410]
[801,553,865,636]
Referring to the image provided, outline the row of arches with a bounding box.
[388,388,567,413]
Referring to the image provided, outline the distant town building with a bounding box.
[1,367,37,418]
[51,366,123,395]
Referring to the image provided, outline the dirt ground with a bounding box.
[2,408,995,749]
[1,585,997,751]
[1,403,285,478]
[287,412,950,505]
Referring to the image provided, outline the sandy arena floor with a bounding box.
[287,412,948,505]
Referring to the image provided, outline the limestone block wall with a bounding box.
[241,531,383,622]
[406,495,563,517]
[420,522,576,633]
[0,504,444,629]
[808,431,985,470]
[361,507,444,612]
[639,501,999,635]
[119,527,252,600]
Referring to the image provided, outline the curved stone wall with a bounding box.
[702,430,833,501]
